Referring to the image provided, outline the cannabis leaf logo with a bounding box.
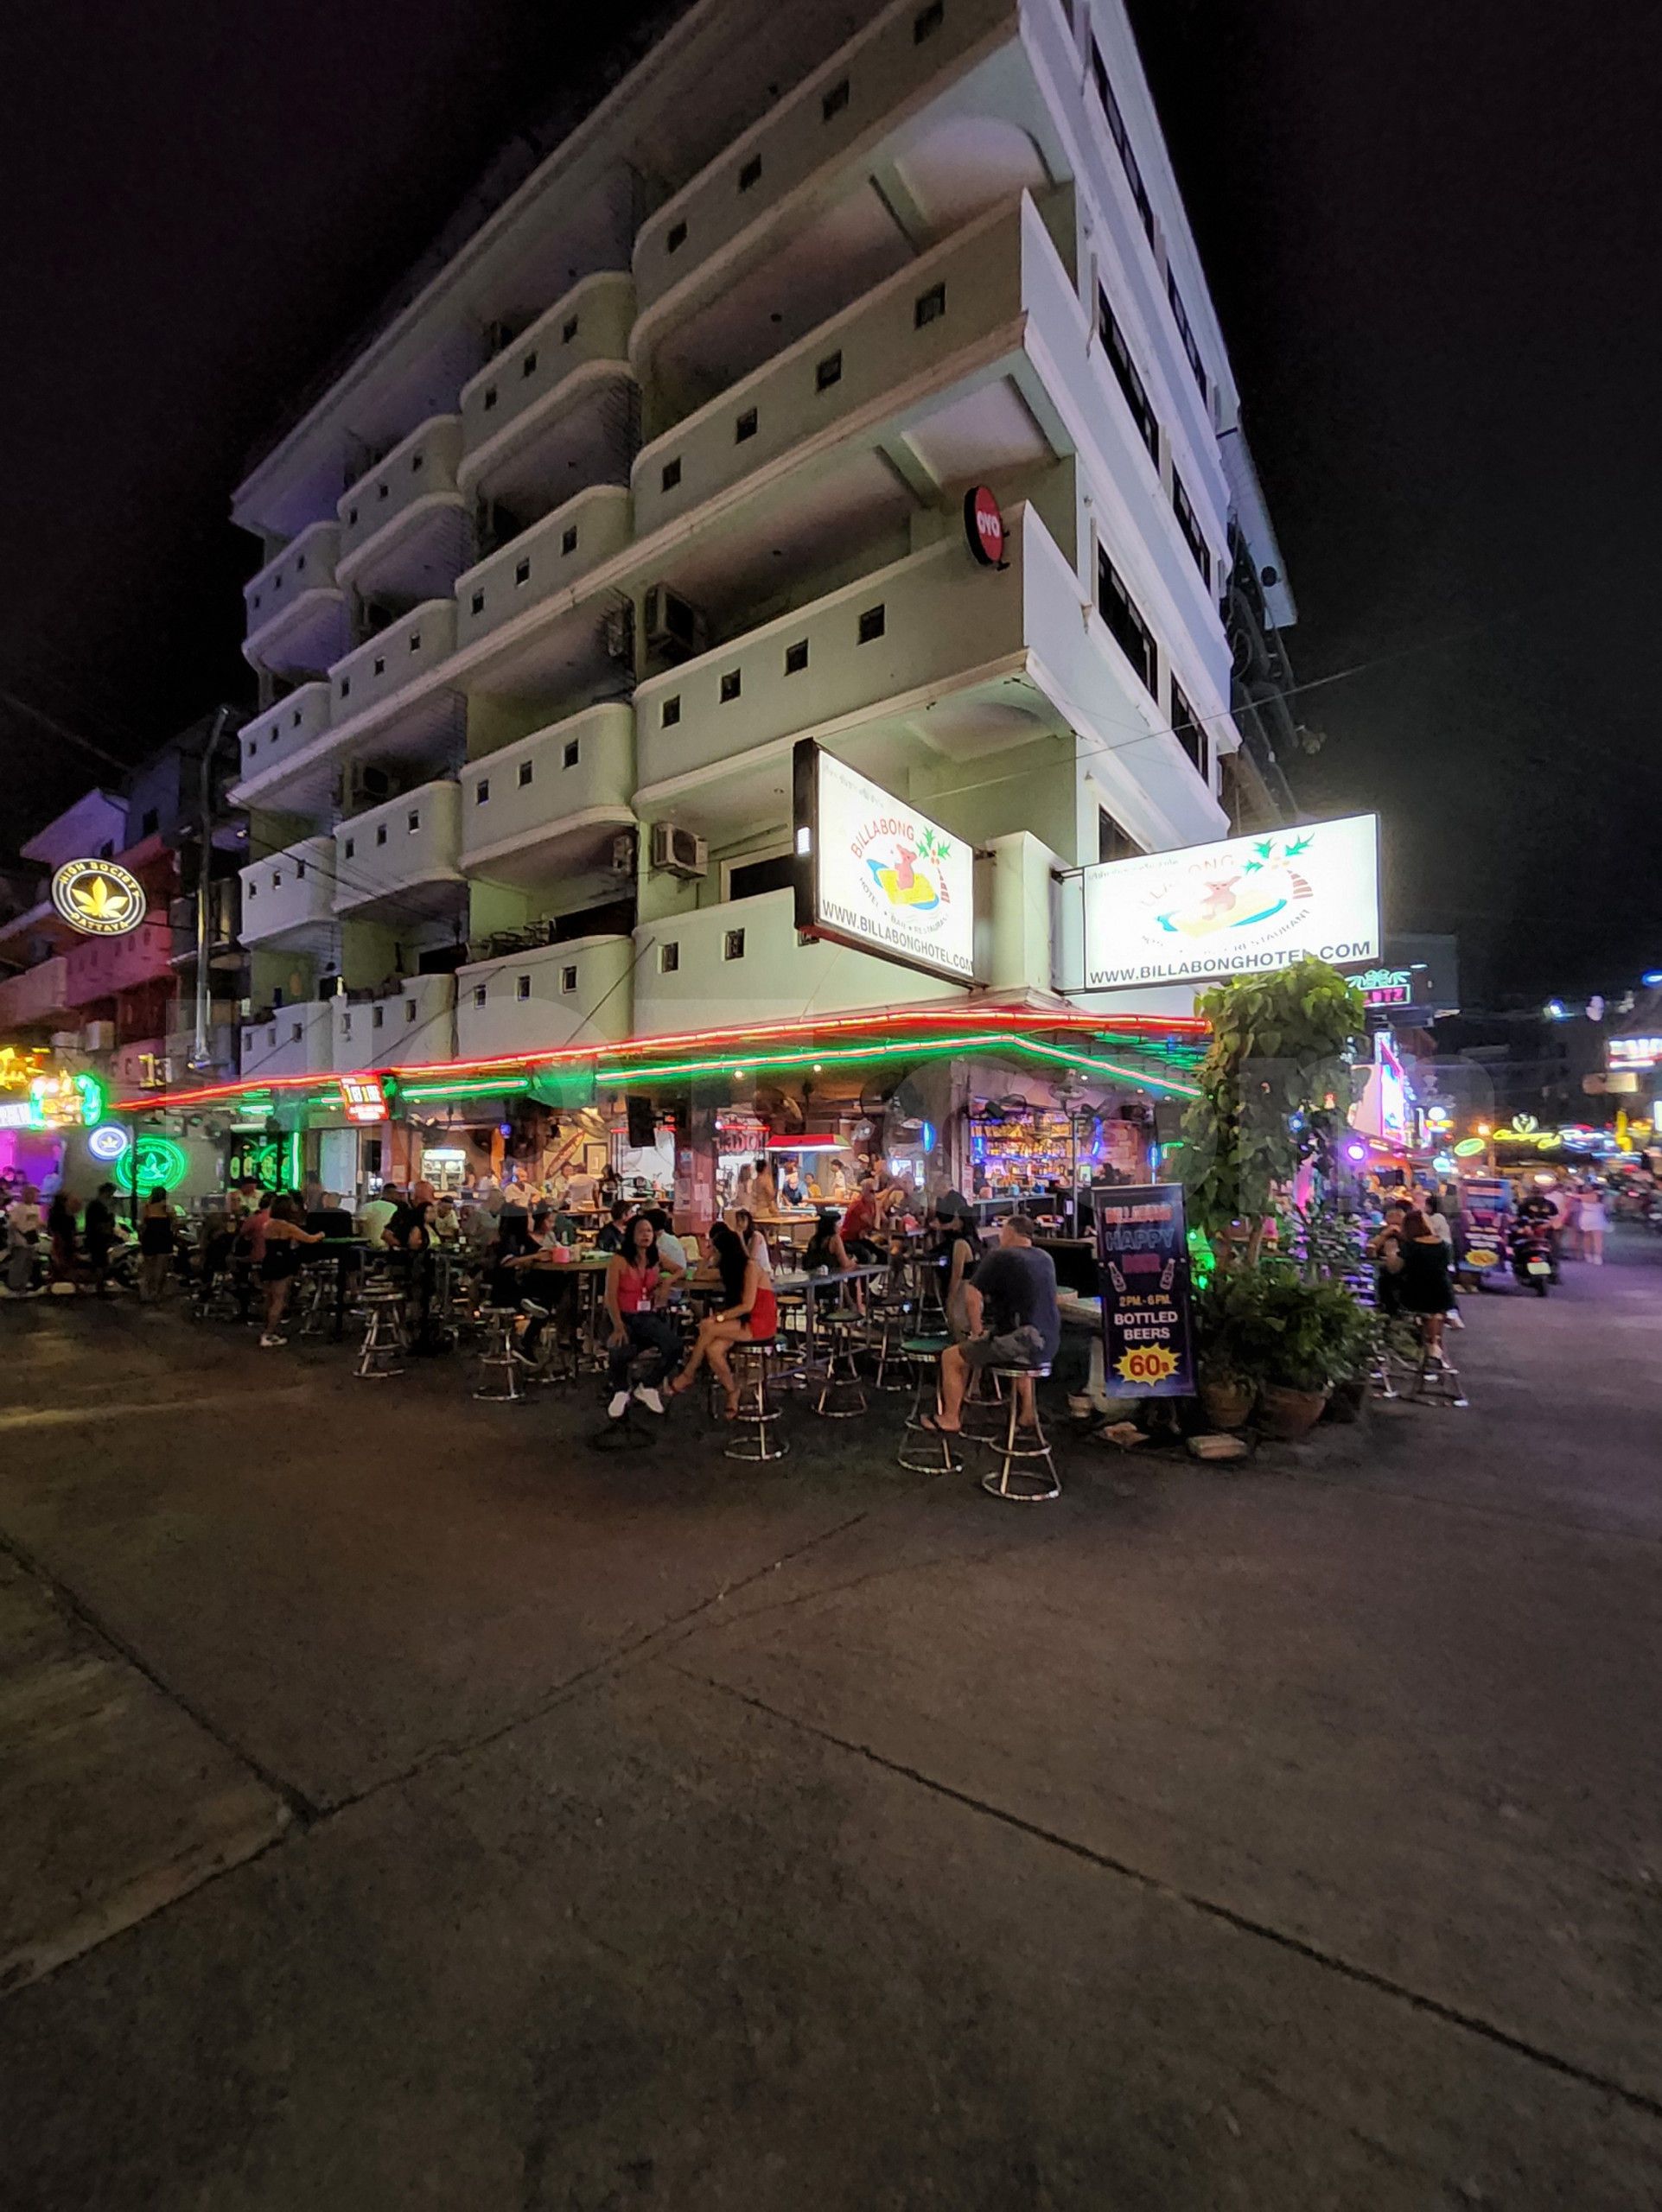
[72,874,128,923]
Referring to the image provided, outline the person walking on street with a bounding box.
[3,1184,42,1295]
[1577,1183,1608,1265]
[258,1196,324,1345]
[137,1186,176,1300]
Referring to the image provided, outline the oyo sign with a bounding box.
[51,859,148,937]
[964,485,1006,567]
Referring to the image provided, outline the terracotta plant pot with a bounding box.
[1322,1376,1367,1425]
[1199,1376,1255,1431]
[1256,1382,1329,1440]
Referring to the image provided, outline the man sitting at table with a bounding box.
[924,1214,1060,1438]
[595,1198,634,1254]
[839,1175,882,1262]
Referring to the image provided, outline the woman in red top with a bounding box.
[668,1221,775,1418]
[602,1214,683,1418]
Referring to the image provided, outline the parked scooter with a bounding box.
[1509,1219,1554,1295]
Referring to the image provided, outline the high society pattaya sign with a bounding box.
[793,741,975,986]
[1079,813,1380,989]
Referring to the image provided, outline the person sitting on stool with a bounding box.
[924,1213,1060,1437]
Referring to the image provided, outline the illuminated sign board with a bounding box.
[116,1133,189,1193]
[87,1123,131,1161]
[1079,814,1380,990]
[51,859,149,937]
[793,741,976,986]
[1358,968,1412,1007]
[30,1071,106,1129]
[1610,1037,1662,1071]
[1453,1137,1487,1158]
[339,1074,388,1123]
[964,484,1007,567]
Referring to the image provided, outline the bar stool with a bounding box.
[896,1338,960,1473]
[1410,1340,1468,1409]
[723,1338,788,1462]
[295,1263,334,1342]
[355,1286,408,1380]
[472,1307,527,1402]
[981,1363,1060,1501]
[959,1363,1008,1433]
[861,1293,912,1392]
[814,1310,868,1419]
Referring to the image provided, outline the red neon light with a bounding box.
[339,1074,387,1124]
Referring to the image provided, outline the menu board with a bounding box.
[1096,1183,1196,1398]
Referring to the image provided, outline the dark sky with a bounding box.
[3,2,1655,1002]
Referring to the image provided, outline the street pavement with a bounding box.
[1,1234,1660,2209]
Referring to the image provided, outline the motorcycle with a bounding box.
[1509,1220,1555,1296]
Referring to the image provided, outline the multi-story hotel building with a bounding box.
[187,0,1295,1198]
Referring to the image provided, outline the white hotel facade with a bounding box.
[229,0,1294,1090]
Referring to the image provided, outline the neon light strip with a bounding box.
[594,1033,1201,1098]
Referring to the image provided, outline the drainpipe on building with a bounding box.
[189,706,239,1073]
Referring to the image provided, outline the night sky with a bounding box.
[3,3,1652,1002]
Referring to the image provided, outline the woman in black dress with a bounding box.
[1398,1208,1455,1363]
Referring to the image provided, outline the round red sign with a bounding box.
[964,484,1006,567]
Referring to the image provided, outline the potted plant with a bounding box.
[1192,1267,1263,1429]
[1251,1275,1369,1439]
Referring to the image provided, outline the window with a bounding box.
[1096,546,1158,696]
[659,941,680,974]
[857,603,886,644]
[518,760,534,787]
[373,1005,385,1028]
[914,0,944,41]
[723,928,747,961]
[340,677,351,699]
[290,1021,302,1044]
[408,629,422,652]
[341,1012,353,1037]
[561,964,578,994]
[474,984,487,1007]
[295,860,306,880]
[562,314,578,343]
[1172,680,1209,782]
[735,406,758,442]
[247,740,258,759]
[914,281,946,328]
[561,524,577,555]
[404,999,416,1022]
[378,480,390,500]
[563,738,580,767]
[522,350,538,378]
[291,707,302,726]
[407,808,420,832]
[661,457,682,492]
[784,639,809,675]
[661,695,681,727]
[1171,470,1211,587]
[483,385,498,412]
[1091,40,1155,245]
[296,552,307,569]
[1098,807,1142,865]
[246,880,258,899]
[344,838,355,859]
[347,507,359,526]
[666,219,687,253]
[720,669,742,702]
[816,350,843,392]
[822,77,850,121]
[410,451,423,473]
[1098,286,1158,467]
[470,588,485,614]
[475,778,491,804]
[375,825,387,847]
[516,975,532,1001]
[515,556,531,586]
[373,655,385,677]
[738,154,761,193]
[1167,270,1207,400]
[271,871,283,889]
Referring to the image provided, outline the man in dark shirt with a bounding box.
[595,1199,634,1254]
[926,1214,1060,1436]
[83,1182,120,1294]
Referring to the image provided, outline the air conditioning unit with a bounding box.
[602,601,635,666]
[81,1020,116,1052]
[649,822,708,880]
[642,584,706,662]
[607,830,638,877]
[337,761,395,813]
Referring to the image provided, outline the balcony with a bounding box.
[0,955,70,1031]
[243,521,351,677]
[236,683,333,785]
[336,416,468,604]
[61,920,175,1010]
[330,973,456,1073]
[455,934,634,1060]
[241,1000,333,1081]
[238,836,336,953]
[633,888,958,1036]
[460,704,634,887]
[333,779,463,922]
[453,484,631,652]
[457,273,637,510]
[329,599,456,723]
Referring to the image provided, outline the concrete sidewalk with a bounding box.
[2,1236,1659,2207]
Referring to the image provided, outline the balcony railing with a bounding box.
[455,934,634,1059]
[0,954,69,1030]
[331,973,456,1072]
[336,416,468,602]
[242,519,351,674]
[458,272,636,496]
[328,600,456,722]
[453,484,631,650]
[333,779,462,919]
[237,682,333,785]
[238,836,336,950]
[61,921,175,1010]
[460,703,634,880]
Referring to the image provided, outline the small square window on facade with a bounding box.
[518,760,533,787]
[815,350,843,392]
[666,219,687,253]
[516,975,532,1001]
[246,880,258,899]
[378,481,390,501]
[411,452,423,473]
[375,825,387,847]
[373,1005,384,1028]
[738,154,761,193]
[857,603,886,644]
[471,589,485,614]
[248,740,258,759]
[476,778,490,804]
[720,669,742,702]
[404,999,416,1022]
[483,385,498,411]
[295,860,306,879]
[296,552,306,570]
[785,639,809,675]
[522,351,538,378]
[344,838,355,859]
[562,315,578,343]
[914,281,946,328]
[822,77,850,121]
[290,1021,302,1043]
[515,557,531,586]
[561,525,577,555]
[659,942,680,974]
[661,457,682,491]
[723,928,746,961]
[340,677,351,698]
[563,739,580,767]
[408,629,422,652]
[373,656,385,676]
[661,695,681,726]
[561,964,578,994]
[735,407,758,442]
[291,706,302,725]
[914,1,944,41]
[474,985,487,1007]
[407,809,420,832]
[341,1013,353,1036]
[347,507,359,526]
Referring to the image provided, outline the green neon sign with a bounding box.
[117,1133,190,1193]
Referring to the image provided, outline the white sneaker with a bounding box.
[634,1383,665,1415]
[259,1332,288,1348]
[608,1389,632,1419]
[1447,1310,1465,1330]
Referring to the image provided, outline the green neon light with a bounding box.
[399,1076,527,1102]
[117,1133,190,1193]
[75,1071,108,1127]
[594,1033,1200,1098]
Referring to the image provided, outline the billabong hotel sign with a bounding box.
[1079,814,1380,989]
[793,741,976,986]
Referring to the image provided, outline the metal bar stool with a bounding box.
[472,1307,528,1402]
[723,1338,789,1462]
[959,1363,1008,1433]
[896,1338,961,1472]
[981,1363,1060,1501]
[814,1308,869,1419]
[1410,1338,1468,1408]
[355,1286,408,1380]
